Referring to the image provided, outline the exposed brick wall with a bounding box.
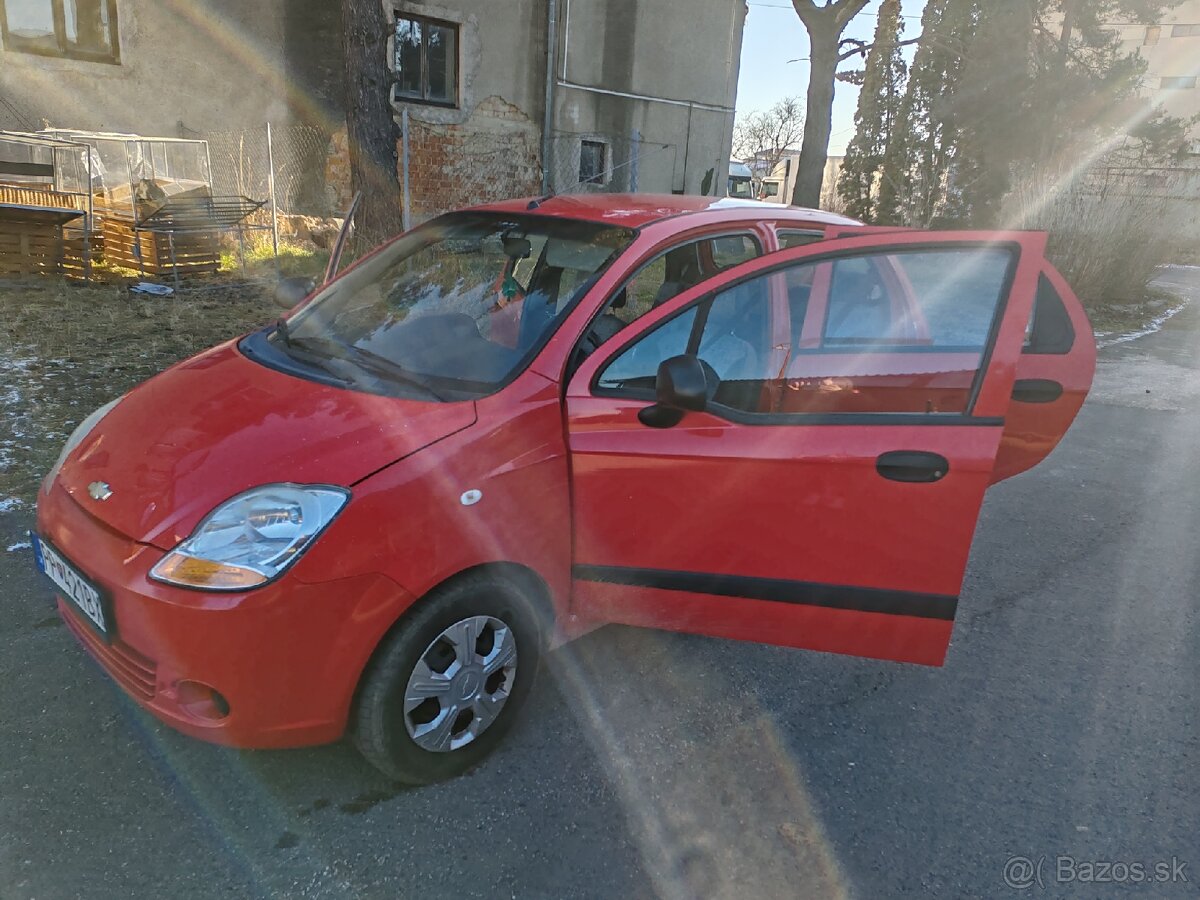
[400,96,542,224]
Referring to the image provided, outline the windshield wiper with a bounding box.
[288,335,447,402]
[273,337,354,386]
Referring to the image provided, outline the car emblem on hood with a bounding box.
[88,481,113,502]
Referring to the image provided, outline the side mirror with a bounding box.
[273,276,316,309]
[638,354,709,428]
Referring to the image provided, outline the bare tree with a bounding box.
[341,0,405,249]
[789,0,872,208]
[732,96,805,188]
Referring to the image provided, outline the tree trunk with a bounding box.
[791,30,838,208]
[341,0,404,249]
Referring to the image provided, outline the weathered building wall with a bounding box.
[388,0,547,221]
[0,0,342,135]
[391,0,747,221]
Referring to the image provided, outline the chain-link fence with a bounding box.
[196,123,339,218]
[180,120,689,252]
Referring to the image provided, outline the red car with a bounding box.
[33,195,1096,782]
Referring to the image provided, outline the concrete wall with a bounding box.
[552,0,745,194]
[0,0,343,135]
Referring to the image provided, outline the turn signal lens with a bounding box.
[152,553,268,590]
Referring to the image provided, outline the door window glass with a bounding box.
[782,248,1014,416]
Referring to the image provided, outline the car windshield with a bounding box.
[279,212,635,399]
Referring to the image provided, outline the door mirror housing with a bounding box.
[638,354,709,428]
[273,276,317,309]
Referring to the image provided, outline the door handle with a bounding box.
[876,450,949,483]
[1012,379,1063,403]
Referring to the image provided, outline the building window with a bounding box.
[393,14,457,106]
[0,0,119,63]
[580,140,607,185]
[1170,23,1200,37]
[1160,76,1197,89]
[1144,25,1161,45]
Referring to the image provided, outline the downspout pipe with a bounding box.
[542,0,558,194]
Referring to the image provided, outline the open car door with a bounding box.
[564,231,1089,666]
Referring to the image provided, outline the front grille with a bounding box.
[60,601,158,701]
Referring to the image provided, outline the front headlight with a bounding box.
[44,397,122,494]
[149,484,349,591]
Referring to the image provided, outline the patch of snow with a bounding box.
[1097,301,1190,349]
[6,541,31,552]
[0,496,24,512]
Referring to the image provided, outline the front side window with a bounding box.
[272,213,634,399]
[393,14,457,106]
[597,276,776,415]
[1,0,119,62]
[578,233,763,359]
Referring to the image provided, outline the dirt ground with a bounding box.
[0,277,284,506]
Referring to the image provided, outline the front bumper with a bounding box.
[35,481,416,749]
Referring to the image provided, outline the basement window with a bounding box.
[393,13,458,107]
[0,0,120,62]
[580,140,607,185]
[1160,76,1197,89]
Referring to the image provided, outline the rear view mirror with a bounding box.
[638,354,709,428]
[273,276,316,309]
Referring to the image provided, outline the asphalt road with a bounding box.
[2,267,1199,899]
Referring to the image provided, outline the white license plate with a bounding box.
[33,536,109,638]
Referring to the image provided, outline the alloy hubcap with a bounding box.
[403,615,518,752]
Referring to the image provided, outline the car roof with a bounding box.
[473,193,863,230]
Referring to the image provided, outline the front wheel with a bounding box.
[351,572,543,783]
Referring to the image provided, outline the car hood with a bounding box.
[57,341,476,549]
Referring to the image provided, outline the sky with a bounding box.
[735,0,929,156]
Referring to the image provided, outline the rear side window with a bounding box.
[710,235,759,269]
[778,230,824,250]
[1024,274,1075,354]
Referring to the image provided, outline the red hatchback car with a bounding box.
[34,195,1095,782]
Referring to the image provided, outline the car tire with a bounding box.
[351,571,543,784]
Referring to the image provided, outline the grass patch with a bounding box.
[219,240,330,280]
[0,276,280,505]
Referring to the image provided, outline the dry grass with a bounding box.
[0,276,281,506]
[1002,165,1189,331]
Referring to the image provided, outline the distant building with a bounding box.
[1107,2,1200,153]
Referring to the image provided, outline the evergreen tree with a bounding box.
[885,0,979,226]
[837,0,907,223]
[885,0,1185,227]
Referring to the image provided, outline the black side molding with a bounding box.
[1011,379,1064,404]
[573,565,959,620]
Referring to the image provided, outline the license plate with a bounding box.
[32,534,113,641]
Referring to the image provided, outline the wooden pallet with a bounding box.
[101,214,221,278]
[0,220,90,278]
